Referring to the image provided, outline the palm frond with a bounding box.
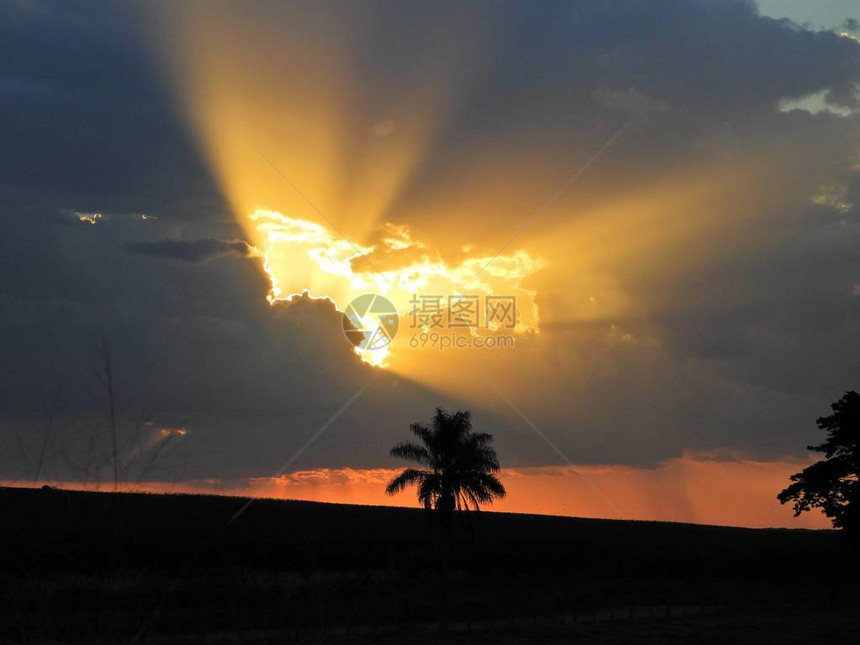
[409,422,435,448]
[385,468,428,496]
[418,473,442,510]
[474,472,507,498]
[390,442,432,466]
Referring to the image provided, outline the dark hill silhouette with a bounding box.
[0,485,842,573]
[1,486,858,643]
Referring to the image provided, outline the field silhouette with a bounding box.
[2,486,858,643]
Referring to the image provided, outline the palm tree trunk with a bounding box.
[437,495,454,633]
[439,523,451,633]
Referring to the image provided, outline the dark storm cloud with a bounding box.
[0,0,222,220]
[123,238,257,262]
[0,203,455,483]
[2,0,860,484]
[360,0,860,236]
[825,79,860,108]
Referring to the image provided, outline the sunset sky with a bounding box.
[2,0,860,528]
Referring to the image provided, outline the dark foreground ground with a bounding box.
[1,486,858,644]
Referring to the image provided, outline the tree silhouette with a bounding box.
[386,408,505,629]
[778,391,860,538]
[386,408,506,522]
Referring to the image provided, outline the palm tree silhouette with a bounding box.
[386,408,506,520]
[386,408,505,630]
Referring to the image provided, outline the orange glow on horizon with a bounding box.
[10,453,829,530]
